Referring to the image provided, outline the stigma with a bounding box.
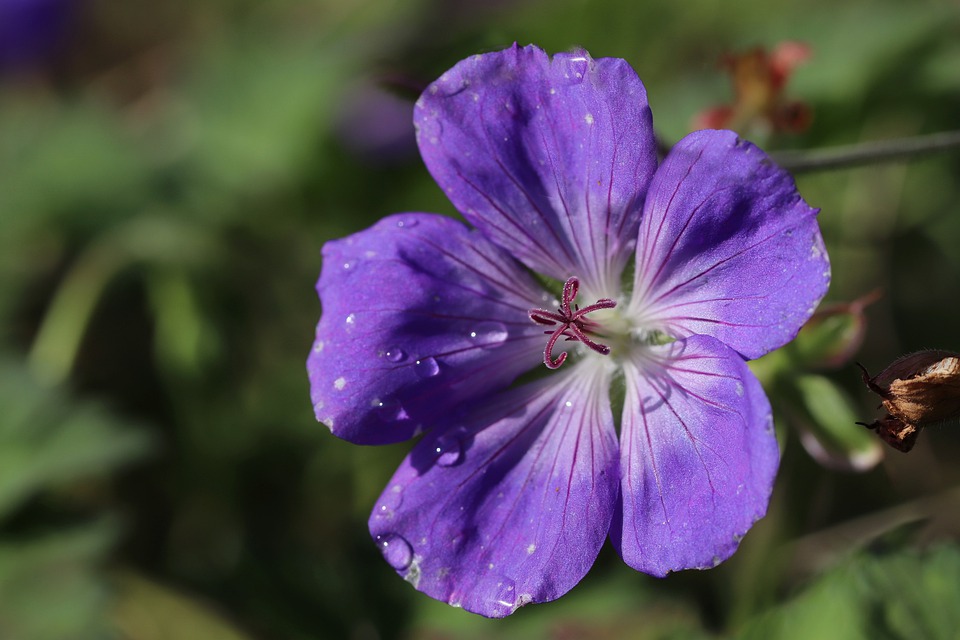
[528,277,617,369]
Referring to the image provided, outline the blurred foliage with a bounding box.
[739,544,960,640]
[0,0,959,638]
[0,358,150,640]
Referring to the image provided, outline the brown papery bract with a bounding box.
[858,351,960,452]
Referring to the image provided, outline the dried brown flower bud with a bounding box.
[857,350,960,452]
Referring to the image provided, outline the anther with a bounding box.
[528,277,616,369]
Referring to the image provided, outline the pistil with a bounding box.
[528,277,617,369]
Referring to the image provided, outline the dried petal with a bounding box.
[860,414,920,453]
[858,350,960,451]
[861,351,960,425]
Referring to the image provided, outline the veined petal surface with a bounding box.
[308,213,546,445]
[416,43,657,297]
[369,363,619,617]
[612,335,778,576]
[630,130,830,359]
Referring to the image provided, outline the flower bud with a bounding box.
[785,290,880,370]
[857,350,960,452]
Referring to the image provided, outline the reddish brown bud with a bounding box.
[691,41,813,137]
[858,350,960,452]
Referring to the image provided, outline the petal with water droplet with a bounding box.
[369,363,618,617]
[308,213,546,445]
[416,44,657,296]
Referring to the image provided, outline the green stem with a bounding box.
[772,130,960,173]
[27,243,130,387]
[26,215,214,386]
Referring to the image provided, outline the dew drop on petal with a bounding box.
[493,578,517,609]
[434,432,463,466]
[375,483,404,518]
[383,347,406,362]
[414,357,439,378]
[375,398,408,421]
[376,533,413,570]
[467,321,508,348]
[396,218,419,229]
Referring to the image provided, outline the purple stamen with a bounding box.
[528,277,617,369]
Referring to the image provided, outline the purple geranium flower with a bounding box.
[308,44,829,617]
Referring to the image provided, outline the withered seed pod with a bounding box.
[857,350,960,452]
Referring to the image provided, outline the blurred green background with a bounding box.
[1,0,959,638]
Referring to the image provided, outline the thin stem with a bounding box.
[771,130,960,174]
[28,242,128,387]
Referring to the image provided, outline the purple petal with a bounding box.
[308,213,548,445]
[612,334,778,576]
[369,363,619,617]
[416,44,657,296]
[630,130,830,359]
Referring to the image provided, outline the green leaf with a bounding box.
[739,545,960,640]
[737,562,870,640]
[0,518,118,640]
[779,374,882,472]
[0,358,153,520]
[111,572,254,640]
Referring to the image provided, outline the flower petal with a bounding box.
[612,335,778,576]
[630,130,830,359]
[308,213,547,445]
[416,44,657,297]
[369,363,619,617]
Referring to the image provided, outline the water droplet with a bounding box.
[396,218,419,229]
[312,340,324,353]
[345,313,356,327]
[375,398,408,421]
[376,533,413,570]
[493,578,517,608]
[433,432,463,466]
[414,357,439,378]
[383,347,406,362]
[375,484,404,518]
[343,262,352,270]
[565,56,589,83]
[467,321,508,348]
[334,377,346,390]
